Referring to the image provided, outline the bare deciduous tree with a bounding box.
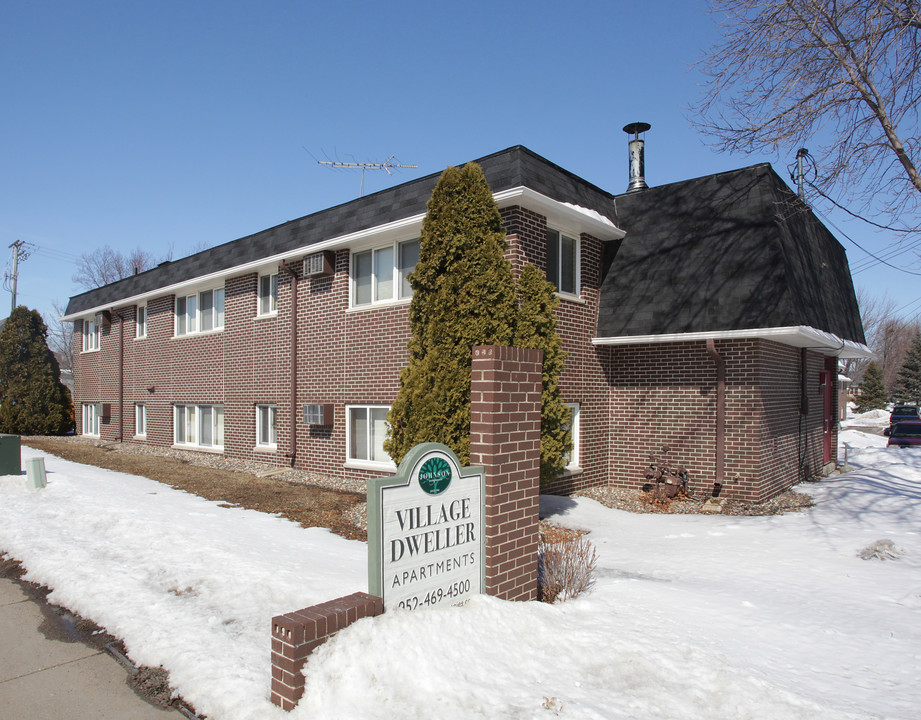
[693,0,921,232]
[45,299,74,373]
[72,246,158,291]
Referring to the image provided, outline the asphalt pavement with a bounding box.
[0,576,180,720]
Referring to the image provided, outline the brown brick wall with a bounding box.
[270,592,383,711]
[596,339,835,503]
[70,207,836,503]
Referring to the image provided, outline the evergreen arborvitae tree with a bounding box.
[855,361,888,413]
[385,163,519,466]
[893,332,921,404]
[385,162,572,479]
[515,263,571,482]
[0,306,74,435]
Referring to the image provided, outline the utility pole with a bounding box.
[6,240,29,314]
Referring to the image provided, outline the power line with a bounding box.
[811,206,921,277]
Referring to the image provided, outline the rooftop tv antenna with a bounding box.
[317,154,418,196]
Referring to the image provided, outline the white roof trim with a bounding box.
[62,187,624,321]
[592,325,872,359]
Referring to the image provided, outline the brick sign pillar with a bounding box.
[469,345,543,602]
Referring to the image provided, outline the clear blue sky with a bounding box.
[2,0,918,329]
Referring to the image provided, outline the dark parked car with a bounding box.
[886,420,921,448]
[890,405,921,424]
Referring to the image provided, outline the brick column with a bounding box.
[469,345,542,602]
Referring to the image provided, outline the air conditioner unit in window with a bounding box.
[303,404,334,426]
[303,251,335,278]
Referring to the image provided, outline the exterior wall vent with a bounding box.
[303,251,335,278]
[303,404,334,426]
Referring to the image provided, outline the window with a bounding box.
[256,405,277,447]
[347,405,391,465]
[176,288,224,336]
[82,318,100,352]
[174,404,224,449]
[546,228,579,295]
[258,273,278,316]
[136,305,147,338]
[82,403,101,436]
[563,403,580,469]
[135,403,147,437]
[351,239,419,307]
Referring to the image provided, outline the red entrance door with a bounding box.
[821,358,835,464]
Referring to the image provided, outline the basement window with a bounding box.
[175,287,225,336]
[546,228,579,296]
[82,403,101,437]
[174,404,224,450]
[256,404,277,448]
[346,405,392,467]
[351,239,419,308]
[135,403,147,437]
[563,403,581,470]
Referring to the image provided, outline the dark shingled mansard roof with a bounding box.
[65,146,864,349]
[598,163,866,345]
[64,146,618,317]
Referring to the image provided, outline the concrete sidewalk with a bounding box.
[0,577,179,720]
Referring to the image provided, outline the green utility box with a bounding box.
[0,434,22,476]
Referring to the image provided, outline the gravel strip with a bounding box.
[32,435,368,493]
[34,436,814,520]
[577,485,815,516]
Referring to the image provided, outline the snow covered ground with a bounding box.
[1,415,919,720]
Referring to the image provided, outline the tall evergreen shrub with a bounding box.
[855,361,888,412]
[384,163,572,481]
[0,306,74,435]
[893,332,921,404]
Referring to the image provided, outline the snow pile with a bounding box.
[2,433,920,719]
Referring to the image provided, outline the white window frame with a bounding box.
[564,403,580,470]
[350,238,419,308]
[135,403,147,437]
[136,305,147,338]
[546,227,580,297]
[175,287,225,337]
[256,404,277,448]
[82,403,101,437]
[82,318,100,352]
[258,273,279,316]
[346,405,393,468]
[174,404,224,450]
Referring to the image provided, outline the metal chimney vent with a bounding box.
[623,122,651,193]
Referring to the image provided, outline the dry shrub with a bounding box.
[538,532,598,603]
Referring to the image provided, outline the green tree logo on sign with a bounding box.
[418,456,451,495]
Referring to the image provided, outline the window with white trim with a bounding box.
[546,228,579,296]
[136,305,147,338]
[346,405,391,465]
[351,239,419,307]
[256,405,277,448]
[82,318,100,352]
[175,287,224,336]
[258,273,278,316]
[135,403,147,437]
[82,403,101,436]
[174,404,224,449]
[563,403,580,469]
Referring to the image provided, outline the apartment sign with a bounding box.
[367,443,485,612]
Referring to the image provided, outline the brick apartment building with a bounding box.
[63,143,868,503]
